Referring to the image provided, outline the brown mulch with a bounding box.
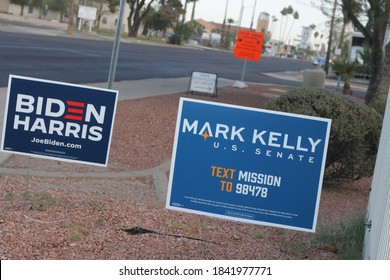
[0,84,371,260]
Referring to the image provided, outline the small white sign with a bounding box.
[189,72,218,96]
[78,6,97,21]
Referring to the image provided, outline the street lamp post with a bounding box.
[250,0,258,30]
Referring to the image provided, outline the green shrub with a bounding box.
[315,215,366,259]
[168,23,195,45]
[266,88,382,180]
[369,94,387,116]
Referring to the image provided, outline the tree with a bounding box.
[67,0,76,35]
[332,55,358,94]
[227,18,234,29]
[181,0,189,24]
[158,0,183,27]
[190,0,198,22]
[158,0,184,34]
[324,0,338,75]
[378,41,390,102]
[271,15,278,31]
[136,0,183,38]
[341,0,390,103]
[126,0,157,37]
[30,0,45,19]
[356,43,372,77]
[168,22,194,45]
[279,7,288,53]
[11,0,30,16]
[141,5,158,35]
[285,11,299,43]
[48,0,68,22]
[337,0,360,48]
[93,0,119,29]
[180,0,198,24]
[314,30,320,51]
[13,0,54,18]
[282,5,294,43]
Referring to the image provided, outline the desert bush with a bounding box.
[315,215,366,259]
[168,23,194,45]
[369,94,387,116]
[266,88,382,180]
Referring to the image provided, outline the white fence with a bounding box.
[364,88,390,260]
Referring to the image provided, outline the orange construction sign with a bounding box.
[233,29,264,61]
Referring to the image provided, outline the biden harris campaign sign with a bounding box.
[166,98,331,232]
[1,75,118,167]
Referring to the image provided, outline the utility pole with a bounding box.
[222,0,229,29]
[238,0,245,28]
[250,0,258,30]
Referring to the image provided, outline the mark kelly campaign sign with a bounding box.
[166,98,331,232]
[1,75,118,167]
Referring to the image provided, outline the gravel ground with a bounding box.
[0,84,371,259]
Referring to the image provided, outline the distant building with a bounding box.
[256,12,269,33]
[194,18,240,46]
[194,18,224,33]
[2,1,130,34]
[300,26,313,49]
[0,0,11,13]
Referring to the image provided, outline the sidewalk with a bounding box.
[265,70,368,93]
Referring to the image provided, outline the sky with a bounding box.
[188,0,329,43]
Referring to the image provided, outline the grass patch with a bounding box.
[315,215,366,259]
[90,28,168,43]
[282,239,311,259]
[22,191,58,211]
[4,192,16,201]
[169,222,200,234]
[92,28,116,37]
[88,201,106,212]
[62,223,91,242]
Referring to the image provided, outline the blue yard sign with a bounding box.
[166,98,331,232]
[1,75,118,167]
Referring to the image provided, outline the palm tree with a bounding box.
[338,3,350,49]
[190,0,198,22]
[181,0,189,24]
[279,8,288,53]
[324,0,338,75]
[181,0,199,24]
[227,18,234,30]
[282,5,294,43]
[286,11,299,43]
[332,56,358,95]
[279,7,287,44]
[338,0,361,49]
[270,15,278,38]
[314,31,319,51]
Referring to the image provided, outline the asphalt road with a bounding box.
[0,29,317,88]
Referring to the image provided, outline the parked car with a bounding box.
[313,57,325,66]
